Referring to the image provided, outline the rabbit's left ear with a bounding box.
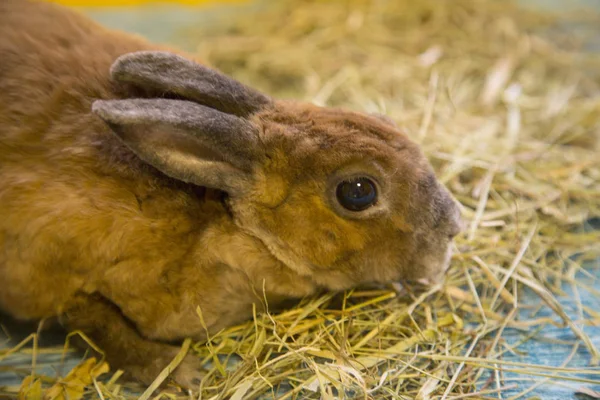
[92,98,258,195]
[110,51,272,117]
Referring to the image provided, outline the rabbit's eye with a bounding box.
[336,178,377,211]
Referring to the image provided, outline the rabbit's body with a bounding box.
[0,0,297,383]
[0,0,462,387]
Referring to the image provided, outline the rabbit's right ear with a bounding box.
[110,51,272,117]
[92,98,258,195]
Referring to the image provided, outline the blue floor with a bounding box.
[490,264,600,399]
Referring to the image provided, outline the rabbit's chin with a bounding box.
[409,242,453,286]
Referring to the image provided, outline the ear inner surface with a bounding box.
[125,133,246,192]
[110,51,272,117]
[93,98,258,167]
[92,99,255,194]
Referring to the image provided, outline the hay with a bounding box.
[2,0,600,398]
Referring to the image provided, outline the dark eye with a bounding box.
[336,177,378,211]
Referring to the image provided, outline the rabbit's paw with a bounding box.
[170,354,205,390]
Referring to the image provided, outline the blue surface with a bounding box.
[488,263,600,399]
[79,2,267,50]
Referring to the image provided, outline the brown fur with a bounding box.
[0,0,462,388]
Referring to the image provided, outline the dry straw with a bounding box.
[2,0,600,398]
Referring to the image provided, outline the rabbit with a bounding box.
[0,0,462,388]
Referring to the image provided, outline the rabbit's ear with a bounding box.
[92,98,257,194]
[110,51,272,117]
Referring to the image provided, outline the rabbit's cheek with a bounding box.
[237,194,369,272]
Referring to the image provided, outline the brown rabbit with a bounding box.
[0,0,462,388]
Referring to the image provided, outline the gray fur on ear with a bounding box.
[92,98,257,193]
[110,51,272,118]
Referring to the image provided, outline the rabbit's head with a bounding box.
[94,51,462,291]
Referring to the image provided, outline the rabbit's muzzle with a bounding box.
[410,187,463,285]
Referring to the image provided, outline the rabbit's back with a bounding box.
[0,0,151,138]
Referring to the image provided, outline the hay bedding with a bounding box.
[2,0,600,398]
